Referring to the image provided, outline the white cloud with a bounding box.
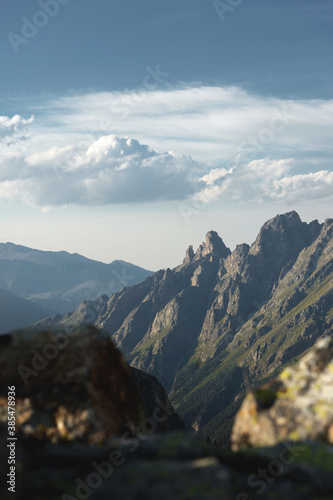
[273,170,333,202]
[0,114,33,140]
[1,85,332,208]
[201,167,233,186]
[0,132,331,208]
[0,134,204,207]
[35,85,333,165]
[26,145,76,167]
[197,158,333,204]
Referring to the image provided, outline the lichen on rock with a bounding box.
[231,334,333,450]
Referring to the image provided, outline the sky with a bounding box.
[0,0,332,270]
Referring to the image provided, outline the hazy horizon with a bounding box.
[1,208,330,271]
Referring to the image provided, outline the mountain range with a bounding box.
[43,211,332,444]
[0,243,152,314]
[0,289,54,334]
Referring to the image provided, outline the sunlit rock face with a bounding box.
[231,334,333,450]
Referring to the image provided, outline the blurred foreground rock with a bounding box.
[0,325,184,443]
[1,429,333,499]
[231,335,333,450]
[1,328,333,499]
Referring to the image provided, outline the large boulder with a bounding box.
[231,334,333,450]
[0,325,184,444]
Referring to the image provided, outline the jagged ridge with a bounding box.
[42,212,333,442]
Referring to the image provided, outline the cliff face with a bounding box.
[131,368,185,433]
[173,216,332,442]
[38,211,333,442]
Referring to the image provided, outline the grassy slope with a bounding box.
[172,256,333,445]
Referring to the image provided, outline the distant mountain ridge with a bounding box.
[38,211,333,443]
[0,242,90,264]
[0,243,152,314]
[0,289,54,333]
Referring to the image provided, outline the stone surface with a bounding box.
[0,325,184,444]
[231,335,333,450]
[183,245,195,264]
[194,230,231,261]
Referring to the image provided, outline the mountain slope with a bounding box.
[0,243,152,313]
[172,214,333,441]
[48,211,333,443]
[49,231,231,388]
[0,289,54,333]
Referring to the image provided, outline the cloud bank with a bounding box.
[0,126,332,208]
[0,84,332,208]
[198,159,333,204]
[38,85,333,166]
[0,134,204,206]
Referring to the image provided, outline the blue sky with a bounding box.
[1,0,333,98]
[0,0,332,269]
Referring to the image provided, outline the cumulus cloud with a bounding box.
[272,170,333,202]
[197,158,333,204]
[0,135,204,207]
[0,132,331,208]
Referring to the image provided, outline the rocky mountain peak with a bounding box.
[270,209,301,225]
[194,230,230,261]
[256,211,302,240]
[250,210,322,260]
[183,245,195,264]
